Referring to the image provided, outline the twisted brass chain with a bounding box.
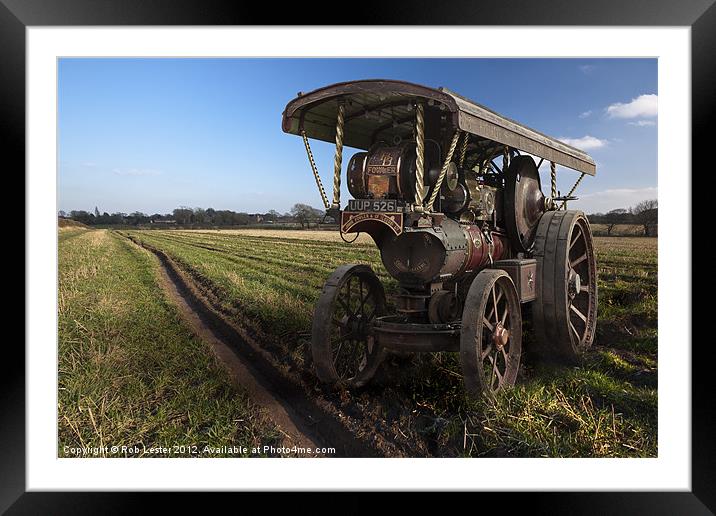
[459,132,470,168]
[559,172,586,210]
[414,103,427,208]
[300,130,330,209]
[426,130,461,212]
[332,103,345,208]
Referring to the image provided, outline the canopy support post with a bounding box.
[413,102,427,211]
[543,161,558,210]
[459,132,470,168]
[331,102,345,209]
[426,130,461,212]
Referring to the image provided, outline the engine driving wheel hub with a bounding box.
[568,269,581,300]
[492,322,510,348]
[341,314,368,339]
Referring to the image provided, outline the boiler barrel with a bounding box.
[379,218,508,285]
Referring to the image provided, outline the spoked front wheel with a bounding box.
[311,264,387,389]
[460,269,523,399]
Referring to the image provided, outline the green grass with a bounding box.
[58,229,280,457]
[122,228,658,458]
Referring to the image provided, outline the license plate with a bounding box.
[348,199,397,212]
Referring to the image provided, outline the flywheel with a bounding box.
[504,155,546,253]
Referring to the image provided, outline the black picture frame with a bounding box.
[8,0,707,512]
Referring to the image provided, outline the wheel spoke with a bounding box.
[491,357,503,389]
[348,340,363,373]
[337,296,354,317]
[570,252,587,268]
[569,226,583,251]
[365,302,377,321]
[346,277,353,311]
[570,304,588,323]
[483,317,494,331]
[330,330,356,344]
[359,280,365,317]
[491,285,497,321]
[485,305,496,324]
[332,317,348,329]
[579,284,590,293]
[500,345,509,363]
[481,343,493,360]
[361,286,374,305]
[569,320,581,341]
[492,286,502,324]
[333,341,344,366]
[494,288,503,307]
[500,301,508,325]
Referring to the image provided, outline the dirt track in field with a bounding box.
[128,235,384,458]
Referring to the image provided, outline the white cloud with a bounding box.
[579,65,596,74]
[579,110,592,119]
[558,135,608,151]
[628,120,656,127]
[112,168,162,176]
[606,94,658,119]
[576,187,658,214]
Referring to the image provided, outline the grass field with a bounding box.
[121,227,658,458]
[58,228,280,457]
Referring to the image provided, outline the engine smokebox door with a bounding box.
[490,259,537,303]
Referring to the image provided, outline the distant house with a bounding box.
[248,214,264,223]
[150,219,177,225]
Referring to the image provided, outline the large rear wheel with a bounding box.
[311,264,387,388]
[532,210,598,362]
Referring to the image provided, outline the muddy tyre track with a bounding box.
[125,234,385,458]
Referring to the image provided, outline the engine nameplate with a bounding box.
[341,211,404,236]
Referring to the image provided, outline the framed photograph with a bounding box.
[10,0,709,511]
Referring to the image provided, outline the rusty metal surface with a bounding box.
[380,230,447,285]
[282,79,596,176]
[463,227,508,273]
[504,155,546,252]
[372,315,460,352]
[490,259,538,303]
[365,146,403,197]
[346,151,368,198]
[394,292,431,315]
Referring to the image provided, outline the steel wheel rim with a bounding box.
[478,277,515,393]
[329,273,380,382]
[565,217,597,349]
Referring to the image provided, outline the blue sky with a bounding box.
[58,58,657,215]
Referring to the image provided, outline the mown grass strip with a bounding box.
[58,229,280,457]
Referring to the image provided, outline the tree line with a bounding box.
[586,199,658,236]
[60,199,658,235]
[59,203,328,228]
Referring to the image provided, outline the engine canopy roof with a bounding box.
[282,79,596,176]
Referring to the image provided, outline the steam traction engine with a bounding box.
[282,80,598,398]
